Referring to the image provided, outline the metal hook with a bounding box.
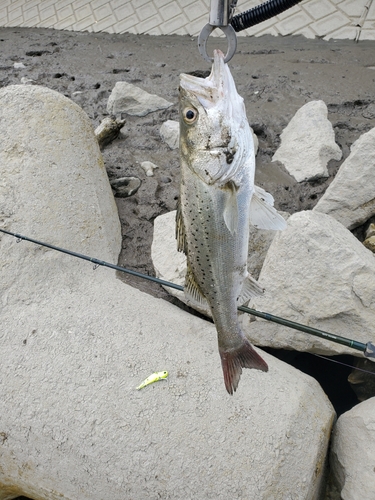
[93,263,99,270]
[198,23,237,64]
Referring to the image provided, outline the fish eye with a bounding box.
[183,107,198,124]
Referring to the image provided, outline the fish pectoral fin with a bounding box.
[223,182,239,234]
[184,265,211,316]
[237,275,264,305]
[250,190,287,230]
[254,185,275,206]
[176,199,188,254]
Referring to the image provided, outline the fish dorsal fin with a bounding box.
[176,199,188,254]
[223,181,239,234]
[237,274,264,305]
[250,189,287,230]
[184,265,211,316]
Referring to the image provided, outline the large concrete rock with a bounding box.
[272,100,342,182]
[246,210,375,356]
[329,397,375,500]
[0,85,334,500]
[0,85,121,267]
[314,127,375,229]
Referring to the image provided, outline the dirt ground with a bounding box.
[1,27,375,302]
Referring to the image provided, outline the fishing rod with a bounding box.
[1,227,374,362]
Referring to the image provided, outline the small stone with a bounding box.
[140,161,158,177]
[20,77,34,84]
[13,62,26,69]
[362,103,375,119]
[107,81,173,116]
[110,176,141,197]
[365,223,375,239]
[160,120,179,149]
[363,235,375,252]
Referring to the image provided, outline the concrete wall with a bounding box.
[0,0,374,40]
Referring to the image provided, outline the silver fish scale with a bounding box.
[179,163,252,350]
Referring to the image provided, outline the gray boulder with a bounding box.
[314,127,375,229]
[107,81,173,116]
[273,100,342,182]
[0,85,121,264]
[246,210,375,356]
[329,397,375,500]
[0,85,334,500]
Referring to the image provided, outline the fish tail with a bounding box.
[219,339,268,395]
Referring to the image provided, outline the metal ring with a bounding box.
[197,23,237,64]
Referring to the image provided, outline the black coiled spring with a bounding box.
[230,0,304,32]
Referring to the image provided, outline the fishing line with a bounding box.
[1,227,374,362]
[312,353,375,377]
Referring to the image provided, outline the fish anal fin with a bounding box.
[237,274,264,305]
[184,265,211,316]
[220,340,268,395]
[250,190,287,231]
[223,181,239,234]
[176,199,188,254]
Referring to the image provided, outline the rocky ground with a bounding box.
[1,27,375,416]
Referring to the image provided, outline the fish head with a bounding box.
[179,50,253,187]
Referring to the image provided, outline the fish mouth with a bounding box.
[180,49,238,109]
[180,49,225,89]
[180,49,229,108]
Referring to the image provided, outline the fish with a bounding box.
[136,371,168,390]
[177,49,286,395]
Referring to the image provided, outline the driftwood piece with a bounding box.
[94,116,126,149]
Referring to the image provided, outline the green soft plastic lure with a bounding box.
[136,371,168,390]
